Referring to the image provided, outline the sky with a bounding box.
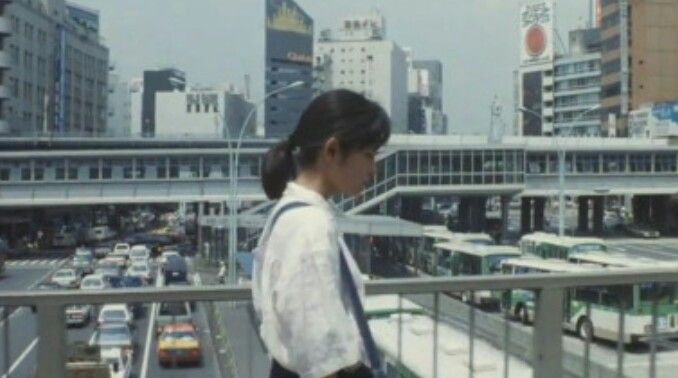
[76,0,592,134]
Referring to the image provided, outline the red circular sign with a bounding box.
[525,25,547,57]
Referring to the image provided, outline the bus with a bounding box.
[501,257,678,344]
[519,232,606,260]
[433,242,521,309]
[418,226,494,275]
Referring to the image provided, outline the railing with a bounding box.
[2,266,678,377]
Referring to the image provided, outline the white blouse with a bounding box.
[252,182,368,378]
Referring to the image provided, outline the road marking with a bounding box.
[139,266,163,378]
[0,337,38,378]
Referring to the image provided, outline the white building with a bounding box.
[406,49,446,135]
[629,102,678,139]
[129,78,143,137]
[106,72,131,137]
[152,86,256,138]
[315,12,408,133]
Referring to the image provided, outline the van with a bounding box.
[163,255,188,284]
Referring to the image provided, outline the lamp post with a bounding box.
[225,80,305,284]
[518,105,600,236]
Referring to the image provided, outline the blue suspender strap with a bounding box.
[338,241,386,378]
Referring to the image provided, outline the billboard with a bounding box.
[265,0,313,66]
[520,1,554,65]
[522,71,543,136]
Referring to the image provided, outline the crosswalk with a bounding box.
[5,258,69,268]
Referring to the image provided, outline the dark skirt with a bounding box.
[270,359,374,378]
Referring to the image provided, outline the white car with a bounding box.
[102,255,127,269]
[125,264,152,283]
[65,304,93,326]
[75,247,94,259]
[51,268,80,288]
[98,304,134,327]
[129,245,150,260]
[100,347,132,378]
[80,274,108,290]
[129,256,149,267]
[112,243,131,258]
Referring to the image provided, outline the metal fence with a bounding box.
[2,266,678,377]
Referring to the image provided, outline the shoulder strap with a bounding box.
[262,201,309,245]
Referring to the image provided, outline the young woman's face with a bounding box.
[330,146,378,197]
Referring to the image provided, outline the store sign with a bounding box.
[520,1,554,65]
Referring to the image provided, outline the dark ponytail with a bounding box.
[261,89,391,199]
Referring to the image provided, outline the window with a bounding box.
[654,154,676,173]
[629,154,651,172]
[21,167,31,181]
[0,168,9,181]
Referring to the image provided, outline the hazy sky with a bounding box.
[76,0,591,134]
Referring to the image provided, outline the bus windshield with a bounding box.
[571,244,607,254]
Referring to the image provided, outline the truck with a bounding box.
[65,343,132,378]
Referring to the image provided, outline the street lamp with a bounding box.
[224,80,305,284]
[518,105,600,236]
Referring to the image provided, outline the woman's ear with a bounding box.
[320,136,341,162]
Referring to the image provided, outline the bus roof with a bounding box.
[501,256,601,273]
[434,242,521,258]
[520,232,605,248]
[422,225,455,240]
[423,226,494,244]
[568,251,658,268]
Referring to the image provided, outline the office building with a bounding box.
[407,54,447,135]
[106,72,131,137]
[141,68,186,137]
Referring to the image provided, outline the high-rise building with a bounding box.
[141,68,186,137]
[314,11,408,133]
[0,0,109,136]
[407,55,447,135]
[264,0,314,139]
[106,72,131,137]
[600,0,678,136]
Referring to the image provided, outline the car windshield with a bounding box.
[55,271,73,277]
[162,331,196,341]
[99,327,130,343]
[102,310,126,320]
[82,279,102,287]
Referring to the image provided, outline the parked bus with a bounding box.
[501,257,678,344]
[519,232,606,260]
[433,242,521,308]
[418,225,494,274]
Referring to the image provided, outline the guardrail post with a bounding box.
[533,288,564,378]
[36,304,66,378]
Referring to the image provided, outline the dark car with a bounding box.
[163,255,188,284]
[162,241,195,257]
[118,276,144,317]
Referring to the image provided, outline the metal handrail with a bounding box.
[4,267,678,377]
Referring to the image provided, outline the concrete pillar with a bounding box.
[578,197,590,234]
[500,196,510,242]
[533,197,545,231]
[197,202,204,257]
[632,195,651,225]
[467,196,487,233]
[592,197,605,235]
[521,197,532,234]
[458,198,471,232]
[650,195,670,232]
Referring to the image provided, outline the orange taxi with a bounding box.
[157,323,202,367]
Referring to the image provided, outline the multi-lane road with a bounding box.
[0,258,222,378]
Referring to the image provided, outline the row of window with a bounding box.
[526,153,678,174]
[554,77,600,92]
[554,60,599,76]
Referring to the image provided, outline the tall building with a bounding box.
[600,0,678,136]
[407,55,447,135]
[264,0,314,139]
[150,86,256,139]
[0,0,109,136]
[106,72,131,137]
[517,1,603,137]
[141,68,186,137]
[315,11,408,133]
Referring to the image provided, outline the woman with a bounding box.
[253,89,391,378]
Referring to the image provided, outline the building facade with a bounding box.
[407,56,447,135]
[106,72,131,137]
[264,0,314,139]
[0,0,109,136]
[141,68,186,137]
[315,12,408,133]
[600,0,678,136]
[153,87,256,139]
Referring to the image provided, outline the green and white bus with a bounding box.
[418,226,494,275]
[501,256,678,344]
[519,232,607,260]
[433,241,521,308]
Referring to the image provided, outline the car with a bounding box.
[129,256,149,267]
[129,245,150,260]
[66,304,93,327]
[53,232,77,248]
[75,247,94,259]
[93,242,115,259]
[112,243,131,257]
[624,223,660,238]
[162,241,195,257]
[95,260,122,280]
[125,264,153,284]
[117,276,144,317]
[87,226,117,243]
[163,255,188,284]
[97,304,134,327]
[89,323,133,351]
[157,323,202,367]
[156,302,193,334]
[72,255,94,275]
[102,255,127,269]
[100,347,133,378]
[51,268,80,288]
[159,250,181,266]
[80,274,109,290]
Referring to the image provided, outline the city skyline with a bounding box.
[77,0,590,134]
